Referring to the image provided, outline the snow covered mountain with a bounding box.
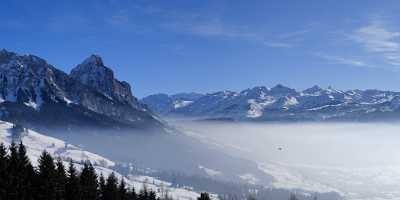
[0,120,204,200]
[0,49,163,132]
[142,85,400,121]
[142,93,204,115]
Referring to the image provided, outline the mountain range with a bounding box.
[0,49,163,132]
[142,85,400,122]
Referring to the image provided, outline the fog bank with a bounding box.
[175,121,400,200]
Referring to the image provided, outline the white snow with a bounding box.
[247,98,275,118]
[247,99,264,118]
[307,103,344,111]
[24,101,39,109]
[63,97,74,105]
[174,100,193,109]
[284,97,298,106]
[198,165,222,177]
[0,121,208,200]
[0,121,115,167]
[258,163,340,194]
[239,173,259,185]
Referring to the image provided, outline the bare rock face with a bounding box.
[0,49,70,108]
[0,49,163,132]
[70,55,138,107]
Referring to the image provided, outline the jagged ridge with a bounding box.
[142,84,400,121]
[0,49,163,132]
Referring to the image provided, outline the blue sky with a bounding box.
[2,0,400,97]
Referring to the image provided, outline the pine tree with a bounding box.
[17,142,35,200]
[55,158,67,200]
[127,187,137,200]
[0,143,8,200]
[66,160,80,200]
[197,193,211,200]
[7,142,19,200]
[149,190,157,200]
[119,178,127,200]
[99,173,107,200]
[80,161,99,200]
[37,151,57,200]
[105,172,119,200]
[138,185,149,200]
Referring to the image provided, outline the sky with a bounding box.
[2,0,400,97]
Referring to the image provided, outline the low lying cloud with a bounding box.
[176,121,400,199]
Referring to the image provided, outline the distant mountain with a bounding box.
[141,92,204,115]
[142,84,400,122]
[0,49,164,132]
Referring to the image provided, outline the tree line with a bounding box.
[0,142,211,200]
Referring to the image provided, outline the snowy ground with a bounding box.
[177,121,400,200]
[0,121,204,200]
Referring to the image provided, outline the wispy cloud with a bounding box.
[163,20,299,48]
[314,53,371,68]
[162,20,260,43]
[100,3,308,49]
[350,18,400,66]
[121,4,303,48]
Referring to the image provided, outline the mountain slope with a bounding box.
[0,49,163,132]
[0,120,203,200]
[142,85,400,121]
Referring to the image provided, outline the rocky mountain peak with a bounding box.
[270,84,297,96]
[303,85,323,94]
[70,54,137,106]
[71,54,114,86]
[0,49,13,56]
[0,49,17,64]
[0,50,163,131]
[81,54,105,66]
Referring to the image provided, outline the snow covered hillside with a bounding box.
[0,120,204,200]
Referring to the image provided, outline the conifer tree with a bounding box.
[37,151,57,200]
[138,185,148,200]
[7,142,19,200]
[0,143,8,200]
[66,160,80,200]
[127,187,137,200]
[198,192,211,200]
[105,172,119,200]
[149,190,157,200]
[17,142,35,200]
[80,161,99,200]
[99,173,107,200]
[119,178,128,200]
[55,158,67,200]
